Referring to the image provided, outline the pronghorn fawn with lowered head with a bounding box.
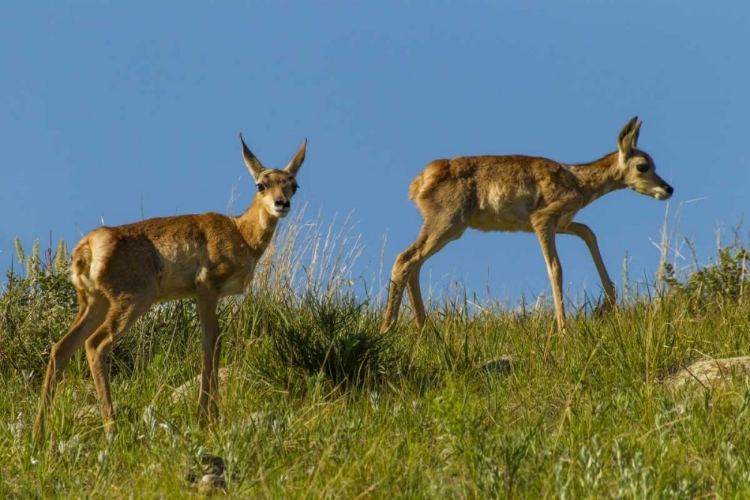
[33,134,307,439]
[380,116,673,334]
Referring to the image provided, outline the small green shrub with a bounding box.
[0,238,77,377]
[660,238,749,306]
[248,292,402,394]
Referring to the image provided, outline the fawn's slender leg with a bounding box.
[406,262,427,329]
[33,295,108,439]
[382,219,467,333]
[561,222,616,307]
[196,292,220,425]
[533,220,566,333]
[85,299,151,433]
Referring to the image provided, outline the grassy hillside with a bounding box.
[1,214,749,499]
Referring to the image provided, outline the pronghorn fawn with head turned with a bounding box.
[381,116,673,334]
[33,134,307,439]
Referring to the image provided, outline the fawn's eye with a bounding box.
[636,163,650,173]
[292,183,299,194]
[256,183,266,192]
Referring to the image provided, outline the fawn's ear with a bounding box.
[239,133,265,181]
[283,139,307,175]
[617,116,641,156]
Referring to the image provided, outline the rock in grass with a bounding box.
[170,367,237,403]
[480,356,516,376]
[185,454,228,492]
[198,473,226,494]
[73,402,125,420]
[72,404,100,420]
[667,356,750,391]
[246,410,272,427]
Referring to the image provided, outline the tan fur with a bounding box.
[33,134,307,439]
[381,116,673,335]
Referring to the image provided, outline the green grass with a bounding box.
[2,213,750,499]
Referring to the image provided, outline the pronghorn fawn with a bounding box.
[33,134,307,439]
[381,116,673,335]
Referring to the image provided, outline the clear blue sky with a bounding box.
[2,2,748,308]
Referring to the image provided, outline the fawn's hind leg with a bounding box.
[382,217,467,333]
[33,293,108,439]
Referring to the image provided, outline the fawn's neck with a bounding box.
[235,197,279,259]
[568,152,626,206]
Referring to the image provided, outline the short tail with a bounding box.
[70,239,95,296]
[408,172,424,202]
[72,242,92,278]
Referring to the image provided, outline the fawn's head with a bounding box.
[240,134,307,218]
[616,117,673,201]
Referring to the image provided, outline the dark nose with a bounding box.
[665,185,674,195]
[274,198,290,209]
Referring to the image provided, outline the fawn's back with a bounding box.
[408,154,590,233]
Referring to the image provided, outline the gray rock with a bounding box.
[480,356,516,376]
[170,367,237,403]
[185,454,228,491]
[246,410,271,427]
[73,402,122,420]
[72,404,100,420]
[198,473,226,494]
[667,356,750,391]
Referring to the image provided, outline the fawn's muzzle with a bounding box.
[274,198,291,211]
